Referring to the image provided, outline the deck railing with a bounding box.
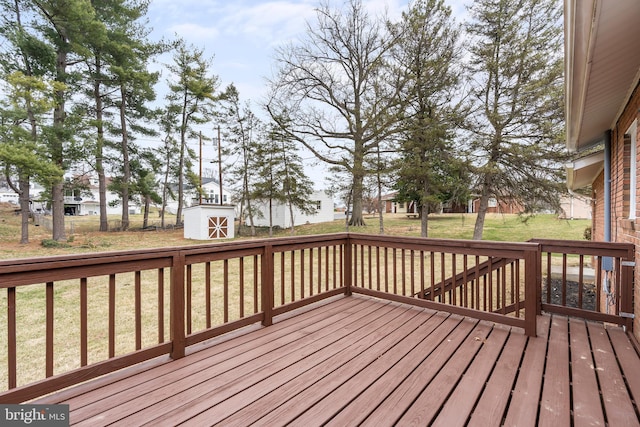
[0,233,633,403]
[347,234,539,334]
[531,239,634,329]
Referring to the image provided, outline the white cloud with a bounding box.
[217,1,317,47]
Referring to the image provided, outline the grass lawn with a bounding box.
[0,203,590,260]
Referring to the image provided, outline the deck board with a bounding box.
[34,295,640,426]
[539,314,571,425]
[430,325,510,426]
[569,318,605,427]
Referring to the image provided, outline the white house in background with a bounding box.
[62,174,140,216]
[558,193,592,220]
[164,178,234,216]
[250,190,334,228]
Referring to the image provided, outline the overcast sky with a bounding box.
[144,0,469,188]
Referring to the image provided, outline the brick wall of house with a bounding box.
[609,82,640,336]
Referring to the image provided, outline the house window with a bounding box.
[627,120,637,220]
[315,200,321,210]
[488,198,498,208]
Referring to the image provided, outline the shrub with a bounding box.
[41,239,71,248]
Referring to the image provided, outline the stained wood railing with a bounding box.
[0,234,633,403]
[531,239,634,329]
[347,235,539,334]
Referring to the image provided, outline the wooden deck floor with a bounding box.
[36,295,640,426]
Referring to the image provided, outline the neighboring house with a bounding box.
[558,193,592,220]
[564,1,640,336]
[380,193,419,214]
[249,190,334,228]
[62,174,139,216]
[469,197,524,215]
[163,177,233,216]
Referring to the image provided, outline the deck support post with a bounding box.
[344,239,352,296]
[524,249,538,337]
[170,252,186,359]
[620,261,634,332]
[261,244,274,326]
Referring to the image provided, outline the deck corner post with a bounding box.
[261,244,274,326]
[344,238,352,296]
[621,260,635,332]
[170,252,186,359]
[524,249,538,337]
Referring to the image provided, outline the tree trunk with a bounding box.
[119,85,130,231]
[420,203,429,238]
[17,176,30,244]
[176,92,188,227]
[52,182,66,241]
[143,195,150,228]
[349,171,366,227]
[52,49,67,242]
[473,194,490,240]
[288,200,296,236]
[161,149,170,229]
[94,60,108,231]
[268,197,273,237]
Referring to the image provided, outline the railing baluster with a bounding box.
[401,249,406,296]
[280,252,286,305]
[223,259,229,323]
[239,257,245,319]
[393,248,397,295]
[318,246,323,294]
[430,252,435,301]
[46,281,54,378]
[368,245,372,290]
[205,262,211,329]
[410,250,415,297]
[546,252,552,304]
[451,254,456,306]
[578,255,584,309]
[301,249,305,299]
[360,245,365,288]
[8,286,16,389]
[325,245,329,291]
[186,265,192,335]
[307,248,313,296]
[515,260,521,318]
[254,255,259,313]
[420,251,425,299]
[158,268,165,343]
[462,255,468,308]
[440,252,445,303]
[562,254,567,306]
[291,250,296,302]
[81,277,88,366]
[109,274,116,358]
[384,247,389,293]
[135,271,142,350]
[352,245,357,291]
[376,246,381,291]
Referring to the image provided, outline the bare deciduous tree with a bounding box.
[266,0,404,227]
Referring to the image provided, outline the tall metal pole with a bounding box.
[199,131,203,205]
[218,125,223,205]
